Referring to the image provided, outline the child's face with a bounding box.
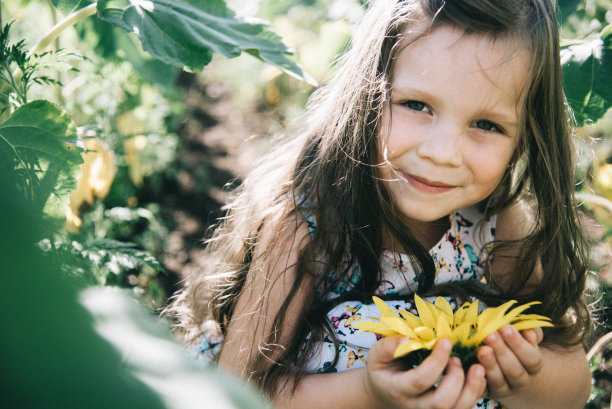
[379,25,530,224]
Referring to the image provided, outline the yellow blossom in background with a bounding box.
[64,138,116,233]
[351,295,553,366]
[124,135,149,187]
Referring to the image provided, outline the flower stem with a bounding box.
[575,192,612,213]
[12,3,98,82]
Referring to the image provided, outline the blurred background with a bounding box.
[1,0,611,408]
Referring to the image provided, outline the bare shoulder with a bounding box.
[494,199,536,242]
[490,200,542,292]
[218,211,313,374]
[256,210,313,262]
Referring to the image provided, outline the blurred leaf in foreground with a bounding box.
[0,177,165,409]
[0,175,271,409]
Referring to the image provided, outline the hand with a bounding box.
[365,337,486,409]
[477,325,544,400]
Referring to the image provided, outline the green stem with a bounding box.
[3,59,25,104]
[575,192,612,213]
[12,3,97,81]
[48,0,64,106]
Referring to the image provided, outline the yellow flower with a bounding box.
[351,295,553,364]
[64,138,116,233]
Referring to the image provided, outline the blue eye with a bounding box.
[403,100,429,112]
[475,120,501,133]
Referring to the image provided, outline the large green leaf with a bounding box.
[97,0,315,84]
[0,179,166,409]
[51,0,82,14]
[0,178,271,409]
[562,24,612,126]
[0,100,83,221]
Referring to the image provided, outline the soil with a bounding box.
[155,72,280,296]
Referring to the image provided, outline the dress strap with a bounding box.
[298,197,317,238]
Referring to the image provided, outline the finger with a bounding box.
[477,344,510,396]
[485,328,529,388]
[522,327,543,346]
[423,357,464,408]
[367,335,407,369]
[404,338,453,395]
[452,364,487,409]
[500,325,543,375]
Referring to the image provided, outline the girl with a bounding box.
[170,0,592,408]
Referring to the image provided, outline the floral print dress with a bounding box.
[303,205,503,409]
[192,205,503,408]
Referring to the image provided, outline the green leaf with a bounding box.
[88,238,168,274]
[0,100,83,221]
[51,0,82,15]
[96,0,316,84]
[557,0,582,25]
[562,25,612,126]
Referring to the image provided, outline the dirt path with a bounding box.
[159,72,276,291]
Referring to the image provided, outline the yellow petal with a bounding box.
[414,294,437,328]
[476,300,517,330]
[512,320,554,331]
[436,313,455,343]
[372,296,398,319]
[394,339,427,358]
[397,309,423,328]
[453,322,473,345]
[455,300,479,327]
[513,313,552,322]
[502,302,541,322]
[414,326,435,341]
[381,316,419,338]
[453,302,470,325]
[350,321,399,337]
[435,296,454,319]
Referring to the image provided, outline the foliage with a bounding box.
[96,0,314,84]
[0,0,313,308]
[0,100,83,223]
[0,1,314,406]
[559,0,612,126]
[0,177,270,409]
[0,22,60,109]
[562,24,612,126]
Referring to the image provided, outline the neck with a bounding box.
[383,215,451,251]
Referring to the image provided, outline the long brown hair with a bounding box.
[169,0,590,397]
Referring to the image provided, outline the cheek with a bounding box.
[382,120,418,160]
[469,146,514,189]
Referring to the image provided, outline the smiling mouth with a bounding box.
[399,171,456,193]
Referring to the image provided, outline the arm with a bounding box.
[218,215,486,408]
[217,214,313,377]
[482,202,591,409]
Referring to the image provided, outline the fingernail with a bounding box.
[473,366,484,378]
[503,326,515,338]
[487,333,498,342]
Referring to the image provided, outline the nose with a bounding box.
[416,121,463,167]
